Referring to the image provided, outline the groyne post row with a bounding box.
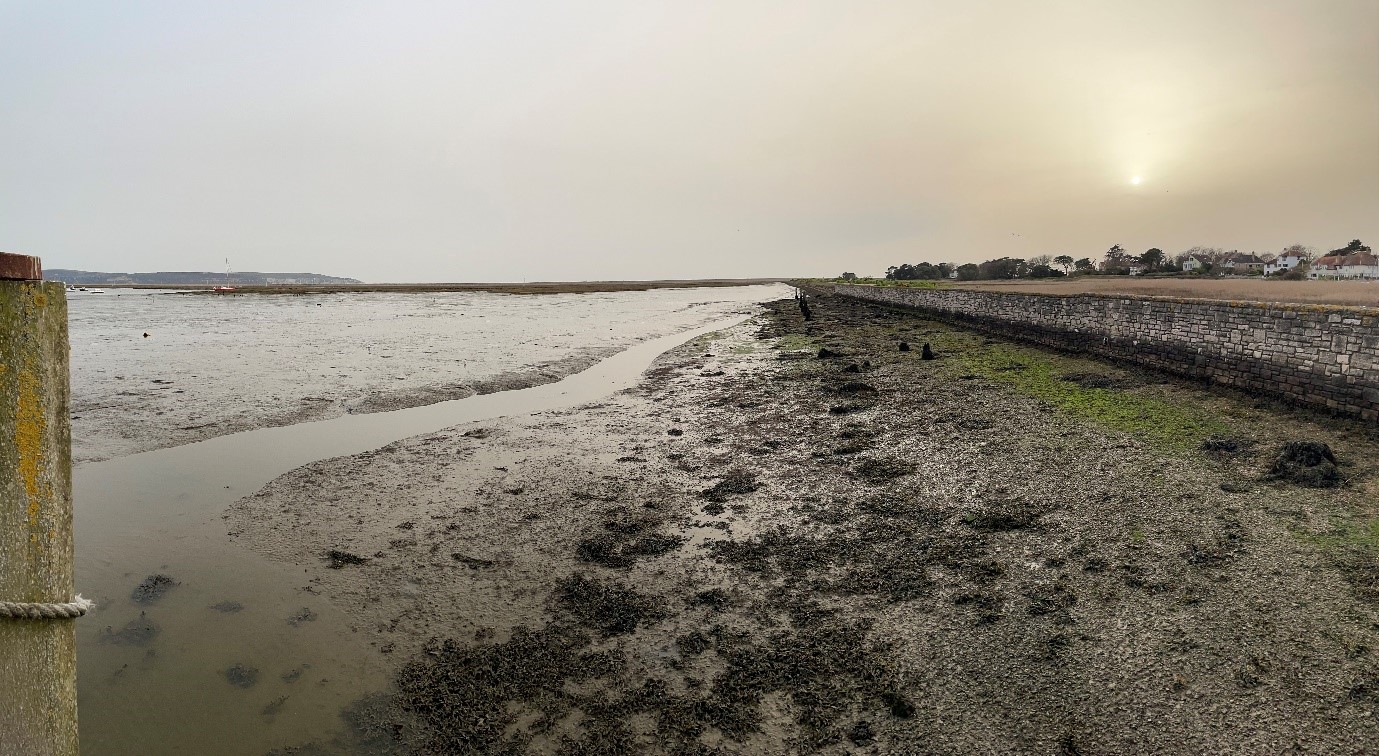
[0,252,78,755]
[820,283,1379,421]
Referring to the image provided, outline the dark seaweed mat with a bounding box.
[395,625,614,754]
[326,549,370,568]
[555,574,667,636]
[102,615,160,646]
[393,610,913,755]
[130,573,178,604]
[700,468,759,503]
[576,516,686,569]
[711,490,1001,606]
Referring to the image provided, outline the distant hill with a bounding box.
[45,269,362,285]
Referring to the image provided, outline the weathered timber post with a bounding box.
[0,252,77,755]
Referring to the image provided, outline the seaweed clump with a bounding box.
[555,574,667,636]
[325,549,369,569]
[576,531,685,569]
[701,468,759,503]
[965,498,1046,532]
[1267,441,1341,488]
[852,457,914,484]
[130,574,179,604]
[395,625,614,754]
[102,616,160,646]
[224,664,259,689]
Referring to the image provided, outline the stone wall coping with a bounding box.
[818,282,1379,317]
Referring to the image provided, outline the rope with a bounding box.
[0,595,94,620]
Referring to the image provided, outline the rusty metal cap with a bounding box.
[0,252,42,281]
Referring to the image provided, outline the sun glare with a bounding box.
[1131,176,1143,185]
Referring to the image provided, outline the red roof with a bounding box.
[1315,253,1378,268]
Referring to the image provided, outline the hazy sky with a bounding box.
[3,1,1376,282]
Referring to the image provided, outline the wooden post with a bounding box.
[0,252,76,755]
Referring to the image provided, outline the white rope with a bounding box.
[0,595,94,620]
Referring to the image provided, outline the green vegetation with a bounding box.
[776,333,819,351]
[1302,518,1379,553]
[692,330,729,346]
[821,277,944,289]
[950,343,1230,450]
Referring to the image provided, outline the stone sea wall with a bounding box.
[822,283,1379,421]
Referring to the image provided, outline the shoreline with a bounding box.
[75,316,763,756]
[81,278,791,296]
[73,346,619,464]
[227,293,1379,753]
[69,285,784,464]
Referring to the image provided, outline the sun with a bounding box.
[1131,176,1143,185]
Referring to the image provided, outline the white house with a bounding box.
[1181,255,1209,272]
[1264,253,1304,276]
[1309,253,1379,280]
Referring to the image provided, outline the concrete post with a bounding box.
[0,252,76,755]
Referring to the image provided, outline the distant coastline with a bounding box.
[46,269,362,286]
[58,277,790,295]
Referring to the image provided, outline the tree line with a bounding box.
[874,240,1368,282]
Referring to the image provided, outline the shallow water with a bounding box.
[68,286,788,462]
[72,293,777,754]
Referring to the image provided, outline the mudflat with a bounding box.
[108,279,789,296]
[68,286,781,462]
[230,294,1379,754]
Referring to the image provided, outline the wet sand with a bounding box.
[229,294,1379,754]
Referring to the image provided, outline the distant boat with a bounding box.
[66,285,105,294]
[213,259,238,293]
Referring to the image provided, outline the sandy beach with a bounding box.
[226,293,1379,754]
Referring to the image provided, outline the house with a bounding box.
[1264,253,1304,276]
[1309,253,1379,280]
[1127,261,1145,276]
[1181,255,1210,272]
[1221,252,1266,274]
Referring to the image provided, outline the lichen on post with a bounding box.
[0,253,76,756]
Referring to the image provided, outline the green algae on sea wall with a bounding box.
[952,342,1230,451]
